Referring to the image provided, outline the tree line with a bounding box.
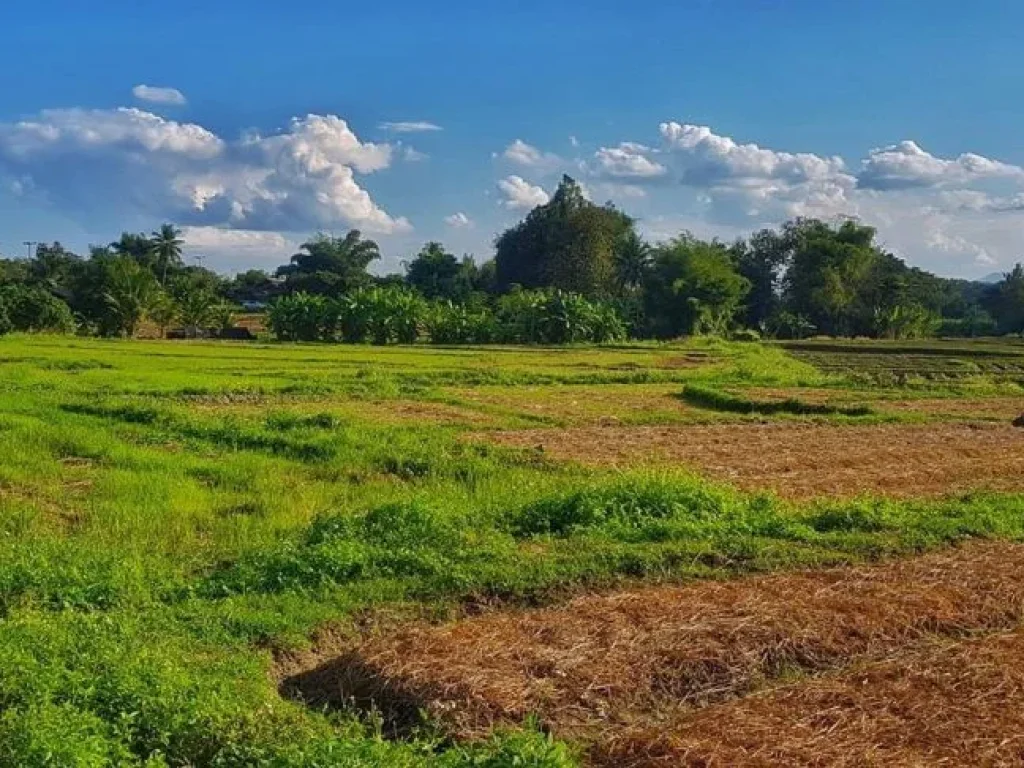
[2,175,1022,342]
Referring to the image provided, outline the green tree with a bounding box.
[102,257,160,337]
[150,224,184,284]
[613,231,652,294]
[734,228,792,329]
[404,242,469,300]
[279,231,380,296]
[644,235,750,337]
[110,232,156,270]
[782,218,881,336]
[0,284,76,334]
[495,176,634,297]
[170,274,220,337]
[984,263,1024,334]
[28,242,81,293]
[147,291,178,338]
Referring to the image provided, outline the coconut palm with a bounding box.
[150,224,184,284]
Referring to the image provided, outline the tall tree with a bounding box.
[404,242,464,300]
[279,231,381,295]
[111,232,156,270]
[150,224,184,284]
[644,234,750,337]
[984,263,1024,334]
[733,228,792,329]
[782,218,881,336]
[494,176,634,297]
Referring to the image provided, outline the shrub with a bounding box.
[267,293,331,341]
[0,285,76,334]
[337,286,426,344]
[424,301,495,344]
[496,288,626,344]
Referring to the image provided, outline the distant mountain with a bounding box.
[979,272,1005,284]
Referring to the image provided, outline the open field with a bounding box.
[478,422,1024,499]
[0,334,1023,765]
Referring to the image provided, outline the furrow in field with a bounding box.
[278,541,1024,740]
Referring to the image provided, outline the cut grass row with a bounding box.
[279,541,1024,741]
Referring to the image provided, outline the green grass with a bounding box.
[0,333,1022,765]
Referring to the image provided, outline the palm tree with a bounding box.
[614,231,652,293]
[283,230,381,295]
[150,224,184,285]
[103,258,160,337]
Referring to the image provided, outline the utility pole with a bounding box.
[22,241,39,260]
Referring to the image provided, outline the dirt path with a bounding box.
[278,541,1024,742]
[476,422,1024,499]
[593,629,1024,767]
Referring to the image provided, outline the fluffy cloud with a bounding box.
[0,107,410,235]
[501,139,562,171]
[0,107,222,159]
[569,120,1024,275]
[659,122,852,190]
[379,121,442,133]
[858,140,1024,190]
[591,142,666,179]
[181,226,297,270]
[132,84,187,106]
[497,175,549,210]
[444,211,472,228]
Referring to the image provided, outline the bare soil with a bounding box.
[277,541,1024,742]
[476,422,1024,499]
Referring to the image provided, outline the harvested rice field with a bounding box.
[478,422,1024,499]
[277,541,1024,739]
[592,629,1024,767]
[2,334,1024,765]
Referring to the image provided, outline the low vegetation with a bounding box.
[0,334,1021,765]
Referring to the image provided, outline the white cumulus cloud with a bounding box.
[659,122,852,190]
[444,212,472,228]
[497,175,549,210]
[592,142,667,179]
[501,139,562,171]
[858,140,1024,190]
[132,84,187,106]
[0,107,410,235]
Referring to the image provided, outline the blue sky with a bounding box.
[2,0,1023,277]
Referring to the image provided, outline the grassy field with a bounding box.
[0,334,1023,766]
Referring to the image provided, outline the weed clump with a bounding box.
[681,383,873,417]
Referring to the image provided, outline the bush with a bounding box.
[267,293,331,341]
[424,301,496,344]
[270,286,627,346]
[496,288,626,344]
[0,285,76,334]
